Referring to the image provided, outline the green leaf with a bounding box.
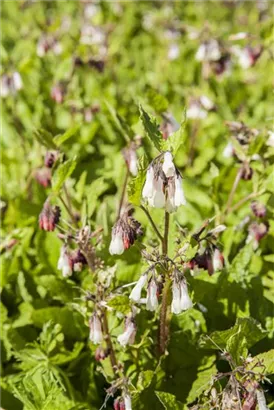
[247,349,274,375]
[53,125,80,146]
[104,101,133,142]
[161,109,186,155]
[51,158,77,193]
[229,242,254,282]
[187,356,217,404]
[137,370,154,391]
[199,318,266,357]
[139,105,163,152]
[34,129,56,149]
[107,295,131,314]
[226,334,248,365]
[155,391,184,410]
[146,88,169,114]
[128,155,147,206]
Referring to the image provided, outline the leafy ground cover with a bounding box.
[1,1,274,409]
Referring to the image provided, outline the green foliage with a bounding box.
[1,1,274,409]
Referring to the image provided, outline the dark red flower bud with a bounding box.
[44,151,58,168]
[248,222,268,244]
[71,249,87,271]
[51,84,65,104]
[35,167,51,187]
[113,398,125,410]
[241,164,253,180]
[94,346,109,361]
[88,58,105,72]
[251,201,266,218]
[39,200,61,231]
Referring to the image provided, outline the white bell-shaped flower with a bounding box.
[171,281,182,314]
[212,248,224,271]
[180,280,193,311]
[109,229,124,255]
[174,175,186,207]
[146,279,158,311]
[57,246,73,277]
[13,72,23,91]
[129,274,147,302]
[142,166,155,199]
[162,151,176,177]
[89,315,103,344]
[124,394,132,410]
[117,319,136,347]
[129,151,138,176]
[223,141,234,158]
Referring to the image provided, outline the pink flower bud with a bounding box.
[44,151,58,168]
[251,201,266,218]
[39,200,61,231]
[35,167,51,188]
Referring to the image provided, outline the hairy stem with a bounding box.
[101,309,118,373]
[59,194,78,228]
[224,168,242,214]
[117,168,129,219]
[140,205,163,242]
[162,211,170,256]
[159,278,171,355]
[159,211,170,355]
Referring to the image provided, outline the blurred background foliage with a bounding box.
[1,1,274,409]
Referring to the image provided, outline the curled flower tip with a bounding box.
[251,201,266,218]
[146,279,158,311]
[162,151,176,177]
[117,317,136,347]
[89,314,103,344]
[129,274,147,302]
[57,245,73,277]
[109,214,142,255]
[94,346,109,361]
[39,200,61,231]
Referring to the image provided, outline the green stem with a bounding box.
[159,211,170,355]
[159,278,171,355]
[140,205,163,242]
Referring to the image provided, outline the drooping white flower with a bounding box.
[174,175,186,207]
[128,150,138,176]
[223,141,234,158]
[124,394,132,410]
[57,246,73,277]
[196,40,221,62]
[142,166,155,199]
[162,151,176,177]
[89,314,103,344]
[168,43,180,60]
[212,248,224,271]
[200,95,214,111]
[13,72,22,91]
[171,281,182,314]
[117,318,136,347]
[129,274,147,302]
[171,279,192,314]
[146,279,158,311]
[109,228,124,255]
[147,177,165,209]
[266,131,274,148]
[187,101,207,119]
[180,280,193,311]
[166,175,186,213]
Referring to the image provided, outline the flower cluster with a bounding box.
[0,72,23,98]
[39,200,61,231]
[37,34,62,57]
[109,211,142,255]
[171,274,193,314]
[142,151,186,212]
[57,245,87,277]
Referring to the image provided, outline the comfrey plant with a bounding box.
[36,104,271,409]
